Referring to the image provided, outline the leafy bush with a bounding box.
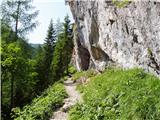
[69,68,160,120]
[12,83,67,120]
[68,66,77,74]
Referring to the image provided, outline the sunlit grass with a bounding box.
[69,68,160,120]
[12,83,67,120]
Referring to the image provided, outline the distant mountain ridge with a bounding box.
[30,43,42,49]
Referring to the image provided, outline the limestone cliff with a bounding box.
[68,0,160,76]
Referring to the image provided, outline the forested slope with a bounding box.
[1,0,73,119]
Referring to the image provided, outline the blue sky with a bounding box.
[27,0,74,44]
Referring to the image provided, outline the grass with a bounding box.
[72,69,97,81]
[69,68,160,120]
[112,0,130,8]
[12,82,67,120]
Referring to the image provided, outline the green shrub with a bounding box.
[72,69,97,81]
[12,83,67,120]
[68,66,77,74]
[69,68,160,120]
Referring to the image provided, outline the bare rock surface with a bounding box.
[50,78,82,120]
[69,0,160,76]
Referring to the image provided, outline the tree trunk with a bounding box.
[66,55,69,75]
[15,1,21,40]
[10,73,14,112]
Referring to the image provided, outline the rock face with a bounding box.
[69,0,160,76]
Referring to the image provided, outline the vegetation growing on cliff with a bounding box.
[112,0,130,8]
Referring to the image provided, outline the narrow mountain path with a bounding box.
[50,78,82,120]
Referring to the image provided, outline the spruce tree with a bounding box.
[36,19,56,91]
[55,18,63,39]
[51,15,73,80]
[63,15,73,75]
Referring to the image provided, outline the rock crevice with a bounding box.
[69,0,160,76]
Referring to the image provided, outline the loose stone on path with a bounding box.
[50,78,82,120]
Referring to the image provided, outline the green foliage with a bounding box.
[12,83,67,120]
[35,19,56,92]
[30,44,42,58]
[1,21,14,42]
[1,4,74,120]
[1,40,38,119]
[1,0,39,37]
[112,0,130,8]
[51,15,73,80]
[68,66,77,74]
[51,35,67,78]
[69,68,160,120]
[72,69,97,81]
[1,18,38,119]
[55,18,63,38]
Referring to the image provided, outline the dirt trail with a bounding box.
[50,78,82,120]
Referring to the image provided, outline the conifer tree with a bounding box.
[55,18,63,39]
[1,0,39,113]
[51,15,73,80]
[36,19,56,91]
[63,15,73,75]
[1,0,39,40]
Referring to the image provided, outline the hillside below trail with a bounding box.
[50,78,83,120]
